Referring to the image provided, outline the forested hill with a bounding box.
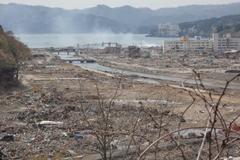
[179,14,240,37]
[0,25,31,87]
[2,3,240,34]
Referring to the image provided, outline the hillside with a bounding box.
[80,3,240,26]
[179,14,240,37]
[0,25,31,86]
[0,3,124,34]
[1,3,240,33]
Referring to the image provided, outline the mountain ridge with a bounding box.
[179,14,240,37]
[1,3,240,34]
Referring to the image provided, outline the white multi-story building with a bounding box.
[163,33,240,53]
[158,23,179,37]
[163,36,213,53]
[211,33,240,51]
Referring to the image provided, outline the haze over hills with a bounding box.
[0,3,123,33]
[81,3,240,27]
[1,3,240,34]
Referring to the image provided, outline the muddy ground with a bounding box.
[0,49,240,159]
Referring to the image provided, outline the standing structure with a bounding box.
[211,33,240,51]
[163,33,240,53]
[163,36,212,53]
[158,23,180,37]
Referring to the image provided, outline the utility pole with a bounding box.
[77,44,80,54]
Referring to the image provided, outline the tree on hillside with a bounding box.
[179,14,240,37]
[235,23,240,32]
[0,25,31,85]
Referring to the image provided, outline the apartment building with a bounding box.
[163,33,240,53]
[163,36,213,53]
[158,23,180,37]
[212,33,240,51]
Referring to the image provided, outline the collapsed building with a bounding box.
[123,46,141,58]
[102,46,121,54]
[224,50,240,59]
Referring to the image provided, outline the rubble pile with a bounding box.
[93,49,240,85]
[1,49,240,159]
[0,90,181,159]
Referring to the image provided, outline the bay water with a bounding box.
[16,33,179,48]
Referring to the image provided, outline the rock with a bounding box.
[180,118,186,122]
[1,135,14,142]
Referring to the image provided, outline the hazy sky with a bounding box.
[1,0,240,9]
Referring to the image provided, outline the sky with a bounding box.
[0,0,240,9]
